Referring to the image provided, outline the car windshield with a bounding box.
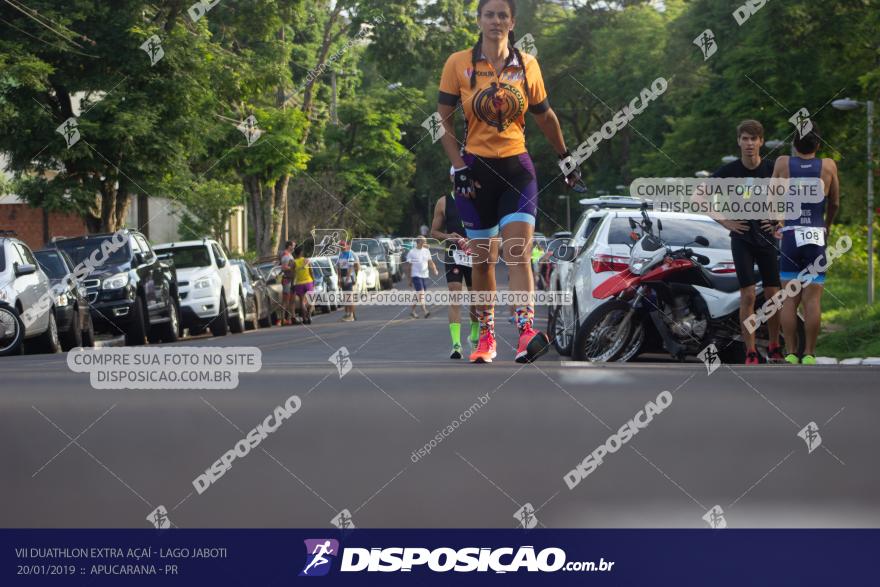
[311,258,331,269]
[55,237,132,267]
[236,264,248,282]
[546,239,568,256]
[608,217,731,249]
[351,239,383,258]
[34,250,68,279]
[154,245,212,269]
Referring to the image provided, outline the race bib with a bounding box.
[452,250,473,267]
[794,227,825,248]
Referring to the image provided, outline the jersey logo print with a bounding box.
[471,82,525,131]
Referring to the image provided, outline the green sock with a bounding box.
[469,320,480,342]
[450,323,461,347]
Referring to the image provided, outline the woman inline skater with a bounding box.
[436,0,581,363]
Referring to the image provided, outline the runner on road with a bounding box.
[436,0,582,363]
[712,120,783,365]
[772,124,840,365]
[279,240,297,325]
[406,236,439,319]
[292,245,314,325]
[432,167,482,358]
[336,241,360,322]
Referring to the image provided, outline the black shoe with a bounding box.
[450,344,462,359]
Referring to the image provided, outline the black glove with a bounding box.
[558,150,584,191]
[453,166,475,199]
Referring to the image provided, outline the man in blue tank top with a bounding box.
[771,124,840,365]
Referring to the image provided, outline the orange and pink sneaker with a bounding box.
[515,326,550,364]
[469,330,497,363]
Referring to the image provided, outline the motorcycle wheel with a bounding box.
[572,299,637,362]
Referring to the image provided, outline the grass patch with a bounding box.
[816,275,880,358]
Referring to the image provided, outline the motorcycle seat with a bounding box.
[701,268,742,293]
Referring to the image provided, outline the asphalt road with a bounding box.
[1,278,878,530]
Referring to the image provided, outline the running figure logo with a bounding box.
[146,505,171,529]
[422,112,446,143]
[515,33,538,57]
[139,35,165,66]
[702,505,727,529]
[328,347,352,379]
[693,29,717,60]
[56,117,80,149]
[697,344,721,375]
[797,421,822,453]
[513,503,539,529]
[330,509,356,530]
[789,108,814,139]
[237,115,262,146]
[299,539,339,577]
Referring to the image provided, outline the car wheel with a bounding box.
[246,297,259,330]
[60,307,83,351]
[0,305,25,357]
[548,306,573,357]
[81,311,96,348]
[125,298,149,346]
[30,310,61,354]
[158,301,180,343]
[210,295,229,337]
[230,291,245,334]
[259,295,272,328]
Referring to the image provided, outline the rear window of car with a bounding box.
[351,239,383,258]
[34,250,68,279]
[607,217,731,249]
[154,245,212,269]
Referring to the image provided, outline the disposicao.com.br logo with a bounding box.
[300,542,614,575]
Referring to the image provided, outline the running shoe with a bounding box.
[303,317,312,325]
[424,310,431,319]
[801,354,817,365]
[469,330,497,363]
[450,344,462,360]
[515,326,550,364]
[410,310,418,319]
[745,350,760,365]
[767,344,785,364]
[784,353,799,365]
[341,314,354,322]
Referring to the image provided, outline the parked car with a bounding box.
[52,230,180,346]
[309,256,340,313]
[153,239,244,337]
[549,211,734,357]
[377,237,403,282]
[34,248,95,350]
[355,252,380,292]
[351,238,392,289]
[257,261,284,325]
[0,232,61,355]
[231,259,273,330]
[546,198,647,353]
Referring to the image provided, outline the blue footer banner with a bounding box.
[2,529,877,585]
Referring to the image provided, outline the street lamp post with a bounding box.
[558,194,571,232]
[833,98,875,304]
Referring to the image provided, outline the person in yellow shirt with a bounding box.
[292,245,315,325]
[436,0,582,364]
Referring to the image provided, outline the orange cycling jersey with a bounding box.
[438,49,549,159]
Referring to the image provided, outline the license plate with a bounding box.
[794,227,825,247]
[452,250,472,267]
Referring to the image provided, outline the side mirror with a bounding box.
[14,263,37,277]
[694,235,710,247]
[216,257,227,268]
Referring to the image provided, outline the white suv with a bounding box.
[154,239,244,337]
[0,234,61,355]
